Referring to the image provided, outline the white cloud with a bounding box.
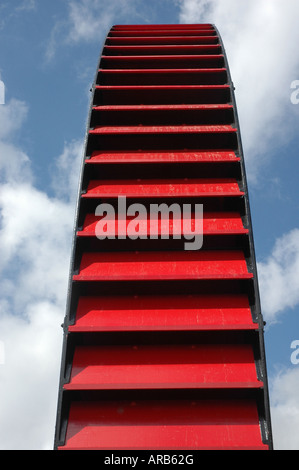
[178,0,299,181]
[0,98,28,140]
[0,141,32,185]
[44,20,65,64]
[270,366,299,450]
[178,0,212,22]
[0,183,75,449]
[256,226,299,450]
[66,0,114,43]
[255,227,299,450]
[257,228,299,324]
[0,98,33,185]
[0,183,73,305]
[45,0,137,61]
[0,301,63,450]
[0,96,79,449]
[51,138,83,203]
[65,0,138,44]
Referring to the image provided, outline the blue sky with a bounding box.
[0,0,299,450]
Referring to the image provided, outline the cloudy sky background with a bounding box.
[0,0,299,450]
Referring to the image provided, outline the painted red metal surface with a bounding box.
[55,22,272,451]
[106,36,220,45]
[64,343,262,390]
[60,399,268,450]
[108,30,217,36]
[112,24,214,29]
[69,294,258,332]
[83,178,243,198]
[94,101,231,108]
[92,103,232,111]
[73,250,253,282]
[90,124,236,134]
[87,150,239,163]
